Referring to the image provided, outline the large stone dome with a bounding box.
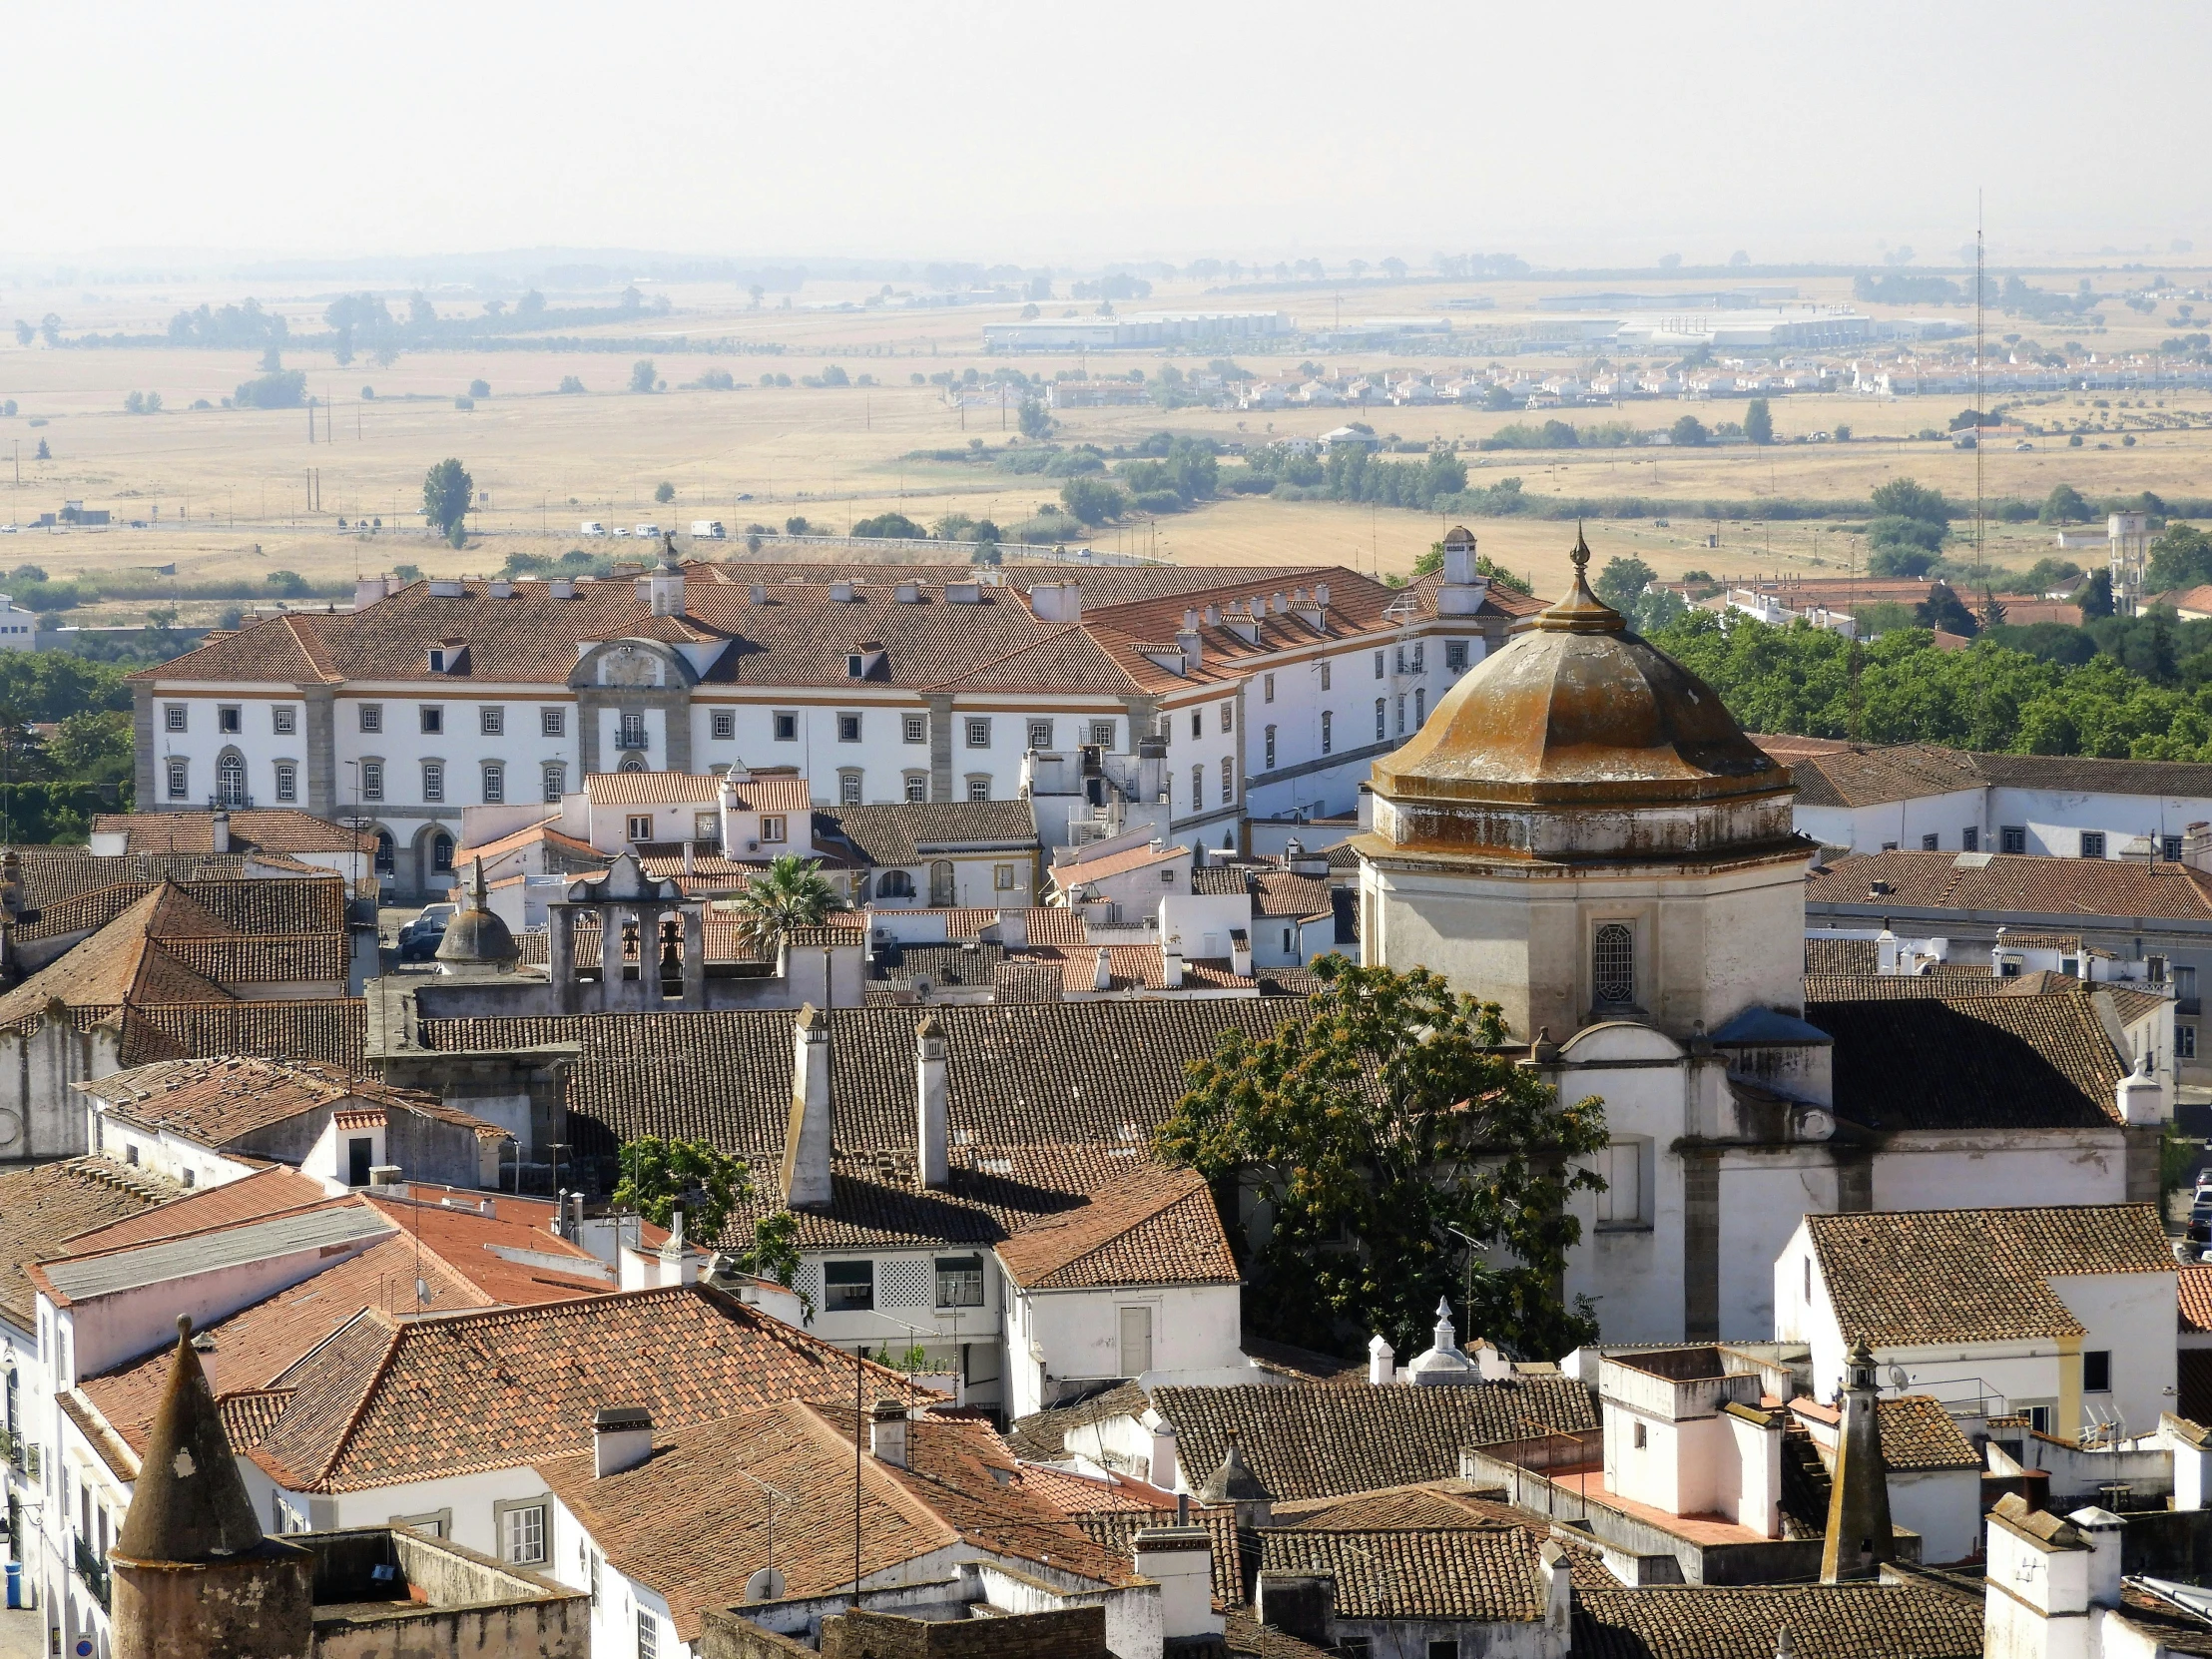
[1367,534,1796,862]
[435,857,518,969]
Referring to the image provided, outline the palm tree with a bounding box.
[731,854,846,958]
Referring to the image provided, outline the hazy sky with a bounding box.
[9,0,2208,269]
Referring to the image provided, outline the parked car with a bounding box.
[578,520,606,536]
[397,903,456,947]
[635,523,662,539]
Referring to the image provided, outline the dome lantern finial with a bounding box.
[1535,526,1624,636]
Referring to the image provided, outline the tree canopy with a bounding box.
[612,1135,752,1243]
[731,854,847,956]
[421,458,473,545]
[1154,956,1610,1360]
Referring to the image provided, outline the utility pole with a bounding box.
[1974,193,1987,592]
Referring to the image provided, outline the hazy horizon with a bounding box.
[7,0,2208,273]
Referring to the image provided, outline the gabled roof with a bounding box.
[58,1165,331,1253]
[0,1156,179,1329]
[250,1283,910,1492]
[19,871,347,944]
[1808,848,2212,923]
[119,998,367,1070]
[1572,1579,1985,1659]
[91,810,376,855]
[536,1400,1128,1641]
[1050,840,1183,886]
[995,1166,1238,1291]
[1807,1204,2173,1346]
[1809,992,2127,1132]
[1254,1525,1564,1622]
[822,801,1040,865]
[85,1055,496,1150]
[1749,740,1986,810]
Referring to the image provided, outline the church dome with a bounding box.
[436,857,518,969]
[1367,534,1796,862]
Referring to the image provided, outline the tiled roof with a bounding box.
[582,772,808,811]
[91,810,375,855]
[537,1400,1126,1641]
[57,1165,331,1253]
[1968,749,2212,799]
[1242,1337,1368,1384]
[218,1388,295,1450]
[0,1156,179,1329]
[89,1055,490,1149]
[20,871,346,944]
[1809,992,2126,1131]
[1077,1506,1246,1606]
[995,1166,1238,1291]
[1255,1526,1553,1622]
[1051,841,1182,886]
[161,932,347,984]
[251,1283,910,1492]
[13,848,256,911]
[822,801,1040,865]
[1572,1580,1985,1659]
[0,884,239,1030]
[1808,1204,2173,1346]
[1749,741,1986,811]
[1874,1396,1982,1471]
[1810,848,2212,922]
[2181,1265,2212,1335]
[416,999,1308,1168]
[1152,1381,1600,1502]
[456,818,603,868]
[119,998,367,1069]
[1003,1382,1151,1461]
[1805,936,1878,975]
[1016,942,1256,995]
[1252,869,1336,918]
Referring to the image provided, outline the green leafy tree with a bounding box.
[421,457,473,544]
[726,1210,811,1318]
[468,378,490,399]
[2040,483,2091,524]
[1870,477,1952,524]
[629,358,659,394]
[1017,396,1054,440]
[265,570,310,598]
[2147,524,2212,594]
[1594,556,1658,613]
[1915,583,1978,637]
[731,854,847,957]
[1670,414,1708,446]
[653,480,676,504]
[32,439,47,461]
[1059,475,1127,526]
[785,516,810,536]
[612,1136,752,1242]
[1155,956,1611,1360]
[2077,569,2115,619]
[851,511,924,539]
[45,710,132,788]
[1743,398,1774,445]
[557,375,586,394]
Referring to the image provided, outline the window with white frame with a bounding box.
[968,777,991,803]
[1375,699,1386,741]
[1090,721,1114,747]
[903,714,926,744]
[1320,660,1333,691]
[217,752,247,807]
[1264,725,1277,769]
[761,815,787,842]
[496,1498,548,1565]
[480,707,504,736]
[935,1255,985,1307]
[359,703,383,734]
[1593,922,1635,1009]
[164,704,187,732]
[482,764,504,805]
[1221,757,1234,805]
[541,707,565,739]
[1411,641,1424,673]
[1263,673,1275,703]
[541,763,565,803]
[619,711,647,750]
[273,705,297,735]
[421,762,444,803]
[840,772,862,806]
[219,705,242,734]
[360,761,384,802]
[837,714,861,743]
[275,762,297,803]
[167,758,189,800]
[903,773,926,803]
[1219,702,1234,733]
[712,709,736,740]
[1445,639,1468,673]
[966,717,992,749]
[1191,766,1204,811]
[994,863,1015,890]
[637,1608,660,1659]
[1027,719,1052,750]
[1321,710,1333,754]
[1414,688,1425,724]
[627,815,654,842]
[1395,694,1405,735]
[1373,650,1384,679]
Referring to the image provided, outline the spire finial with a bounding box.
[470,855,489,910]
[1536,526,1623,634]
[1571,520,1590,578]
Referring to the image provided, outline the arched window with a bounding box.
[216,752,247,808]
[929,860,956,906]
[876,869,915,899]
[432,832,454,873]
[373,830,395,874]
[1593,922,1635,1009]
[619,756,647,774]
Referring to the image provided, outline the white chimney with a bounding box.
[1132,1527,1222,1641]
[548,579,575,600]
[1093,948,1113,992]
[353,575,389,610]
[1538,1541,1572,1642]
[750,583,768,605]
[1314,583,1330,609]
[915,1013,948,1189]
[209,811,231,854]
[593,1405,655,1477]
[2068,1506,2125,1608]
[1368,1334,1394,1386]
[894,581,920,604]
[869,1398,909,1468]
[1230,929,1252,977]
[780,1004,833,1209]
[2117,1051,2166,1125]
[1162,947,1184,990]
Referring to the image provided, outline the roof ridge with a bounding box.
[912,622,1122,693]
[305,1310,407,1486]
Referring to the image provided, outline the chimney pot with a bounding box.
[593,1404,655,1477]
[869,1397,909,1467]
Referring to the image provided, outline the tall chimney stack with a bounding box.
[781,1004,833,1210]
[915,1013,948,1189]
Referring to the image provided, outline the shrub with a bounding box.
[232,370,306,409]
[468,378,490,398]
[557,376,586,394]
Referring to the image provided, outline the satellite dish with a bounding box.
[1888,1368,1910,1391]
[744,1567,786,1604]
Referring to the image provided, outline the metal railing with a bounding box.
[0,1423,20,1472]
[74,1534,111,1611]
[612,731,651,751]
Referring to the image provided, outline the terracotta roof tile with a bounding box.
[119,998,367,1070]
[1255,1525,1557,1621]
[88,1055,491,1149]
[12,848,258,911]
[995,1167,1238,1290]
[1808,1204,2173,1347]
[1051,841,1182,887]
[91,810,375,855]
[1573,1580,1984,1659]
[2182,1265,2212,1335]
[58,1165,331,1253]
[822,801,1040,865]
[1003,1382,1152,1462]
[1750,741,1986,811]
[1077,1506,1245,1606]
[1810,848,2212,923]
[0,1157,179,1329]
[19,872,347,943]
[1809,991,2126,1131]
[1872,1396,1982,1471]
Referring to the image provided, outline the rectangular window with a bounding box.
[1395,694,1406,735]
[1411,642,1425,673]
[1921,831,1939,851]
[637,1609,660,1659]
[479,707,504,736]
[500,1502,547,1565]
[482,764,504,805]
[1595,1142,1644,1227]
[619,712,647,750]
[275,762,297,803]
[360,761,384,802]
[1962,827,1978,851]
[1427,1640,1459,1659]
[1321,709,1333,754]
[935,1254,985,1308]
[2180,1024,2198,1060]
[219,705,242,734]
[1191,766,1204,811]
[840,773,862,806]
[1220,702,1234,734]
[1394,644,1406,674]
[1414,687,1425,724]
[419,706,443,735]
[1027,719,1053,750]
[994,863,1014,890]
[541,707,565,739]
[2166,835,2186,863]
[1375,699,1387,742]
[2084,1351,2112,1393]
[966,718,991,749]
[359,703,383,734]
[1191,708,1202,739]
[421,762,444,803]
[542,763,565,804]
[1265,725,1277,769]
[167,758,189,800]
[838,714,861,743]
[1090,721,1114,747]
[1263,673,1276,704]
[904,774,926,804]
[761,815,786,842]
[1593,921,1635,1008]
[1320,661,1333,691]
[1221,757,1234,805]
[694,811,717,840]
[273,705,297,735]
[628,815,654,842]
[2001,825,2026,854]
[1446,639,1468,673]
[164,704,187,732]
[903,714,926,745]
[2081,830,2107,858]
[776,712,800,742]
[968,778,991,803]
[1374,650,1384,679]
[825,1260,873,1312]
[712,709,736,740]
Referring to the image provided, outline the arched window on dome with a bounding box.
[1592,922,1635,1011]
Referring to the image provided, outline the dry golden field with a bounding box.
[6,266,2212,621]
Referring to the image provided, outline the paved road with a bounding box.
[0,1605,44,1659]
